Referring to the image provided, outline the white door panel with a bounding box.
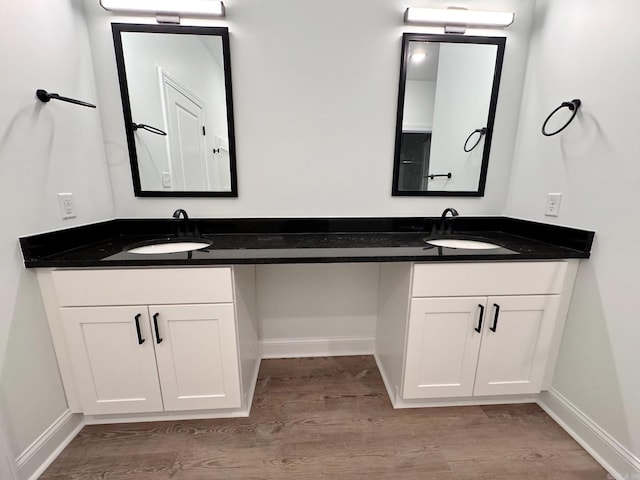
[473,295,561,396]
[161,71,209,191]
[151,304,241,411]
[403,297,485,399]
[61,306,163,415]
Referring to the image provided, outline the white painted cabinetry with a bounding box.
[61,306,164,415]
[61,303,241,415]
[37,266,259,419]
[403,295,561,399]
[376,261,578,408]
[152,303,240,411]
[403,297,485,399]
[473,295,560,397]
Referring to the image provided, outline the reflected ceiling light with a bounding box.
[99,0,225,17]
[410,52,427,63]
[404,7,514,28]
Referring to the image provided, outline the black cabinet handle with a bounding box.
[134,314,145,345]
[153,313,163,344]
[475,304,485,333]
[490,304,500,332]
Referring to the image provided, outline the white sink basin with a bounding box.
[426,239,502,250]
[127,241,211,255]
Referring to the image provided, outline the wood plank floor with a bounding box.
[41,356,608,479]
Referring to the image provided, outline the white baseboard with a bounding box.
[260,337,375,359]
[373,352,399,408]
[16,409,84,480]
[84,408,249,425]
[537,389,640,480]
[243,358,262,415]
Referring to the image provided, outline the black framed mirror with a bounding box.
[112,23,238,197]
[392,34,505,197]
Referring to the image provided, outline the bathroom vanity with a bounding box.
[35,266,258,422]
[376,260,576,408]
[20,216,594,422]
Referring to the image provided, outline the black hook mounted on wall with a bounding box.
[36,89,96,108]
[542,99,581,136]
[132,123,167,136]
[464,128,487,152]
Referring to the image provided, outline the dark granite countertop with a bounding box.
[19,217,594,268]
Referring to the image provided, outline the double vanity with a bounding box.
[20,215,594,422]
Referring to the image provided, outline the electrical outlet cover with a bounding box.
[545,193,562,217]
[162,172,172,188]
[57,193,76,219]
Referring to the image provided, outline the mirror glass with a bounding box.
[392,34,505,196]
[112,24,238,197]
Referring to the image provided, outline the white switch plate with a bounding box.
[545,193,562,217]
[57,193,76,219]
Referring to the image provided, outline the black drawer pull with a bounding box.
[153,313,163,344]
[134,314,145,345]
[475,304,485,333]
[490,304,500,332]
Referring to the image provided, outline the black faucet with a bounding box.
[432,208,459,235]
[172,209,191,236]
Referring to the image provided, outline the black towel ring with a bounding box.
[427,172,452,180]
[542,99,581,136]
[36,89,96,108]
[464,128,487,152]
[132,123,167,136]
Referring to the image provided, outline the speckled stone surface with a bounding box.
[20,217,594,267]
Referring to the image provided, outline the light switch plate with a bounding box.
[545,193,562,217]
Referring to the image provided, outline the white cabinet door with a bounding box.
[473,295,561,396]
[151,304,242,411]
[61,306,164,415]
[403,297,486,399]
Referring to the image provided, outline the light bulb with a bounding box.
[411,53,427,63]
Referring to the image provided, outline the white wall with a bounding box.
[505,0,640,469]
[84,0,535,218]
[78,0,535,402]
[0,0,115,474]
[402,80,436,131]
[256,264,379,352]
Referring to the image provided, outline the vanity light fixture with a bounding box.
[99,0,225,18]
[404,7,514,31]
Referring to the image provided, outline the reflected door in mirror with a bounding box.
[113,24,238,197]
